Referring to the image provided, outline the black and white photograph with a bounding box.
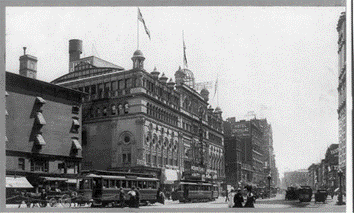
[1,0,351,212]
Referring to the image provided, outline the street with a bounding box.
[10,194,346,212]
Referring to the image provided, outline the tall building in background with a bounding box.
[51,39,225,189]
[336,12,346,190]
[224,117,279,188]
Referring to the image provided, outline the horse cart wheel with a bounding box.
[49,198,58,207]
[61,194,72,208]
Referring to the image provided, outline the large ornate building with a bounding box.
[51,39,225,187]
[336,11,346,191]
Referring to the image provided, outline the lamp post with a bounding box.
[336,169,345,205]
[267,174,272,198]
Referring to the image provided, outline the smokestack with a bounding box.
[69,39,83,62]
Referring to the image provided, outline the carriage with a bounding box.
[298,186,313,202]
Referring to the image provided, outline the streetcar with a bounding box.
[77,170,161,207]
[172,180,217,202]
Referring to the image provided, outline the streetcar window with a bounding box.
[103,179,109,188]
[109,180,115,188]
[132,181,137,188]
[121,180,127,188]
[116,180,122,188]
[127,180,132,188]
[138,181,143,189]
[152,181,157,189]
[142,181,147,189]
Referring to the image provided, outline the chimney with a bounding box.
[69,39,83,62]
[19,47,38,79]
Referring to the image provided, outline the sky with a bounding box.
[5,6,345,178]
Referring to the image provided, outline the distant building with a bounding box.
[283,169,310,188]
[51,39,225,188]
[224,117,279,187]
[6,48,86,193]
[324,144,339,191]
[337,11,346,191]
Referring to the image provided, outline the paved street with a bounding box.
[8,194,346,212]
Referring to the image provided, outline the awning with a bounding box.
[66,179,78,184]
[6,176,33,188]
[72,139,82,150]
[163,169,178,184]
[72,119,80,127]
[42,177,68,181]
[35,134,46,146]
[36,112,46,125]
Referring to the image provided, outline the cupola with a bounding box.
[167,78,176,89]
[159,73,168,84]
[131,49,145,69]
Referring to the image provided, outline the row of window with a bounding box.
[89,103,129,118]
[178,185,216,191]
[146,154,178,166]
[147,103,178,126]
[18,158,79,174]
[144,79,179,107]
[208,132,222,145]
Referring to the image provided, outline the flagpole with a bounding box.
[182,30,184,70]
[137,8,139,49]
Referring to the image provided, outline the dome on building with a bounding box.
[215,106,222,113]
[174,66,195,88]
[200,88,210,101]
[133,49,144,57]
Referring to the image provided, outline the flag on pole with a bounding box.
[213,75,218,98]
[183,32,188,68]
[138,8,151,40]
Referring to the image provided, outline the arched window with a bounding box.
[118,104,123,115]
[124,102,129,114]
[111,104,117,115]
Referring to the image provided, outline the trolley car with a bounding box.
[173,180,217,202]
[77,170,161,207]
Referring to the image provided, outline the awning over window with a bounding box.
[72,139,82,150]
[35,134,46,146]
[66,179,78,184]
[163,169,178,184]
[42,177,68,181]
[72,119,80,127]
[6,176,33,188]
[36,96,46,104]
[36,112,46,125]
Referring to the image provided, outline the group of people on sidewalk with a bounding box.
[119,186,141,208]
[226,185,256,208]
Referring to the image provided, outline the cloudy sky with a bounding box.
[5,6,345,178]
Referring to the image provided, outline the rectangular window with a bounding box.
[98,83,104,98]
[153,156,157,165]
[109,180,116,188]
[126,78,132,88]
[66,161,79,174]
[121,180,127,188]
[116,180,122,188]
[30,159,49,172]
[18,158,25,170]
[127,153,131,163]
[91,85,96,95]
[169,158,173,165]
[123,154,127,163]
[118,80,125,90]
[103,179,109,188]
[84,86,90,94]
[111,81,118,91]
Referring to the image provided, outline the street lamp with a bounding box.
[336,169,345,205]
[267,174,272,198]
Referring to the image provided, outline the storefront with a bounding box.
[6,176,34,204]
[161,168,179,198]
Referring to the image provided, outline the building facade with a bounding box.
[6,49,86,193]
[337,11,346,191]
[51,39,225,188]
[282,170,310,188]
[224,117,279,188]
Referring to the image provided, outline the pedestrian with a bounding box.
[243,185,255,208]
[225,189,229,202]
[118,187,125,208]
[134,187,141,208]
[127,187,136,208]
[233,188,244,208]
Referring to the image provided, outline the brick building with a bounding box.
[5,48,86,194]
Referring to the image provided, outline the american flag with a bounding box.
[138,8,151,40]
